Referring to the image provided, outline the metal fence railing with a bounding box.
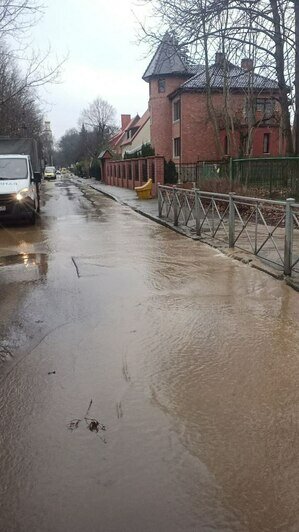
[172,158,299,200]
[232,157,299,199]
[175,161,229,187]
[158,185,299,276]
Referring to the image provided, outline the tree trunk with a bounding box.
[295,0,299,155]
[270,0,294,155]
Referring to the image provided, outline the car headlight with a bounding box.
[16,188,29,201]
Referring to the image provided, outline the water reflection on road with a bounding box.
[0,178,299,532]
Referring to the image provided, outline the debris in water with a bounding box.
[48,371,56,375]
[116,402,123,419]
[67,399,107,442]
[122,357,131,382]
[85,418,106,433]
[68,419,81,431]
[85,399,93,417]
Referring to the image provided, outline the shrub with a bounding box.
[124,143,155,159]
[90,158,101,180]
[164,159,178,184]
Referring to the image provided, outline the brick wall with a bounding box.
[178,92,283,162]
[102,156,165,196]
[147,87,283,163]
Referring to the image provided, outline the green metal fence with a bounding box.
[231,157,299,198]
[175,161,229,186]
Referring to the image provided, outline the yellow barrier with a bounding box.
[134,178,153,199]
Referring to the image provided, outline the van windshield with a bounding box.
[0,158,28,180]
[45,166,55,172]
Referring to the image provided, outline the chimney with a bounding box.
[241,58,253,71]
[215,52,225,65]
[121,114,131,131]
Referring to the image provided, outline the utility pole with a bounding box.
[295,0,299,154]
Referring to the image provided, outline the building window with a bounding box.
[173,137,181,158]
[256,98,274,118]
[263,133,270,153]
[224,135,229,155]
[173,100,181,121]
[158,79,165,93]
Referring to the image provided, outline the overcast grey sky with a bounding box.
[31,0,153,141]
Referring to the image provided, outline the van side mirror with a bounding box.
[33,172,41,183]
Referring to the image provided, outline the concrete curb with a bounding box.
[74,178,299,290]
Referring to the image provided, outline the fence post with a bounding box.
[173,187,178,226]
[229,157,233,188]
[195,190,201,235]
[158,184,162,218]
[284,197,295,276]
[229,192,236,248]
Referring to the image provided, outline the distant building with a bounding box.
[120,110,150,158]
[143,33,284,163]
[42,121,54,166]
[110,114,131,156]
[110,112,151,158]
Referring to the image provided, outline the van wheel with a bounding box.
[29,210,36,225]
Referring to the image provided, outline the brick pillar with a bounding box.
[102,160,107,183]
[147,158,151,182]
[115,163,119,186]
[138,159,143,186]
[130,160,135,189]
[154,157,165,185]
[124,162,128,188]
[120,162,123,187]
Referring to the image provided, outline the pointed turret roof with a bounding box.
[143,33,193,81]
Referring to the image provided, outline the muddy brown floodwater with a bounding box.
[0,177,299,532]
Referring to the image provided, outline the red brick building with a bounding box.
[143,33,284,163]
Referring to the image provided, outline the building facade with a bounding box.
[143,34,284,164]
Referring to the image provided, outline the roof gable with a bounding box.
[143,32,193,81]
[124,114,140,132]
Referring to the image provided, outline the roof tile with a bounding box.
[181,62,279,91]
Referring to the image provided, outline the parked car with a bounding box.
[44,166,56,180]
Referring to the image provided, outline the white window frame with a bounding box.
[173,137,181,158]
[173,99,181,122]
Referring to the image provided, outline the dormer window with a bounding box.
[158,79,165,93]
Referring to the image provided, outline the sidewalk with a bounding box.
[72,177,299,290]
[80,178,159,219]
[74,177,194,238]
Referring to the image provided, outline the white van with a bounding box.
[0,154,41,224]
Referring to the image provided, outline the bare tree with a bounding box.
[80,97,116,139]
[0,45,44,137]
[56,97,117,176]
[0,1,42,38]
[0,1,66,110]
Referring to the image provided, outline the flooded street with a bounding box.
[1,177,299,532]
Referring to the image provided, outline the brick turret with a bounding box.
[143,33,194,161]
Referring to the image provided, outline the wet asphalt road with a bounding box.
[0,177,299,532]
